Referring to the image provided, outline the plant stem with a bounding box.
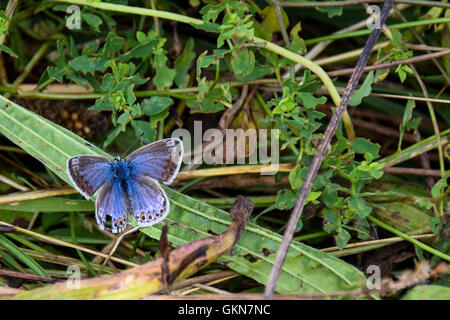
[368,216,450,262]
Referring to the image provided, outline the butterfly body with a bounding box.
[67,138,183,233]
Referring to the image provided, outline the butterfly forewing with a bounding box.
[127,138,183,185]
[128,175,170,227]
[67,156,113,199]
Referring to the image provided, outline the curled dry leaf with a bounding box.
[13,196,254,300]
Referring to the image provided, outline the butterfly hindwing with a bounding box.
[95,181,128,233]
[128,175,170,227]
[127,138,183,185]
[67,156,113,199]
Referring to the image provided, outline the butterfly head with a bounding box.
[113,156,123,162]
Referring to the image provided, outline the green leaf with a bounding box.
[335,228,351,249]
[431,171,449,199]
[348,195,373,218]
[0,197,93,212]
[230,49,255,80]
[275,189,296,210]
[0,234,49,277]
[402,285,450,300]
[68,56,98,76]
[0,96,368,295]
[102,32,125,56]
[260,6,289,34]
[351,137,380,159]
[401,99,415,130]
[429,217,443,234]
[374,203,431,233]
[0,43,18,58]
[141,96,174,116]
[349,71,375,106]
[118,41,156,61]
[298,92,327,108]
[174,38,196,88]
[131,120,156,143]
[288,163,305,190]
[318,6,343,18]
[81,12,103,32]
[289,23,306,55]
[153,53,176,89]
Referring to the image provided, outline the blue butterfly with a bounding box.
[66,138,183,233]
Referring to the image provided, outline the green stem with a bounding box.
[379,128,450,167]
[11,42,51,88]
[70,213,96,276]
[368,215,450,262]
[293,231,329,242]
[5,233,48,254]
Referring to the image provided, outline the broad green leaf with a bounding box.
[298,92,327,108]
[68,56,98,76]
[0,197,94,212]
[318,6,343,18]
[131,120,156,143]
[374,202,431,233]
[81,12,103,32]
[260,6,289,34]
[153,53,175,89]
[230,49,255,80]
[103,32,125,56]
[174,38,196,88]
[351,137,380,160]
[348,195,373,218]
[402,285,450,300]
[141,96,174,116]
[0,96,367,295]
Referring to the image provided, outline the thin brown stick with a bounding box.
[164,271,238,293]
[382,167,442,177]
[0,269,60,283]
[370,93,450,105]
[96,226,141,275]
[264,0,395,299]
[0,187,77,205]
[327,49,450,77]
[321,234,436,252]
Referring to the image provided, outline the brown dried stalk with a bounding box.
[264,0,396,299]
[12,196,254,300]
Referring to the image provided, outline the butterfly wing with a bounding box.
[67,156,113,199]
[95,181,128,233]
[128,175,170,227]
[126,138,183,185]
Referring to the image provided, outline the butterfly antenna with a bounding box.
[120,132,145,158]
